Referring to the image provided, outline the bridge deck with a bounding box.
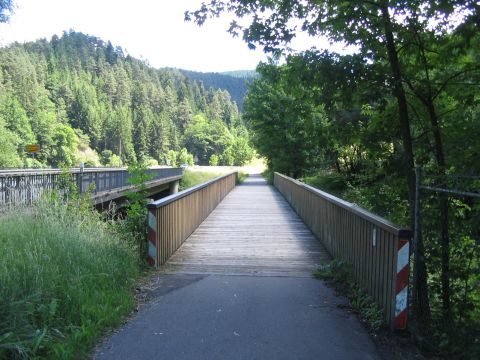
[163,175,330,277]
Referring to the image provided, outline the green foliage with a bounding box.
[166,149,178,167]
[183,113,254,166]
[119,163,154,262]
[100,149,122,167]
[141,156,158,167]
[0,116,22,167]
[178,147,194,166]
[0,31,249,168]
[244,59,332,177]
[237,171,248,183]
[179,170,223,190]
[209,154,219,166]
[314,260,384,332]
[0,200,139,359]
[313,259,353,283]
[50,124,79,167]
[261,168,274,185]
[180,69,254,111]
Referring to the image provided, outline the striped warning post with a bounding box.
[394,238,410,329]
[147,210,157,267]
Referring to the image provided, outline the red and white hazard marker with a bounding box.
[147,210,157,267]
[394,239,410,329]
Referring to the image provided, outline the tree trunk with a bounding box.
[380,4,430,323]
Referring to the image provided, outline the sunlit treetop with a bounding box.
[185,0,478,56]
[0,0,14,23]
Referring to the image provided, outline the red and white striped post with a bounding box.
[394,238,410,329]
[147,209,157,267]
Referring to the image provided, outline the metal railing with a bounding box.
[274,172,412,330]
[0,167,183,206]
[146,172,238,267]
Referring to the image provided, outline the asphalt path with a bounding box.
[94,274,380,360]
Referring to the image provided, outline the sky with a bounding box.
[0,0,343,72]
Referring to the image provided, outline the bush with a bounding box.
[178,148,194,166]
[0,200,140,359]
[261,168,274,184]
[209,154,219,166]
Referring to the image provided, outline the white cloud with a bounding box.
[0,0,352,72]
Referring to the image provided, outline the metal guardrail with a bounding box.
[274,172,412,330]
[146,172,238,267]
[0,167,183,206]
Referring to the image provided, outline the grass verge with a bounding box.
[237,171,248,183]
[179,169,247,190]
[179,170,224,190]
[313,259,384,332]
[261,168,274,184]
[0,199,140,359]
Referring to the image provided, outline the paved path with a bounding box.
[94,176,380,359]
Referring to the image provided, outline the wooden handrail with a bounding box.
[274,172,411,330]
[274,173,411,237]
[146,172,238,267]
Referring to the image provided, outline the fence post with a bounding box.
[78,163,84,194]
[147,209,157,267]
[411,166,422,325]
[395,237,410,329]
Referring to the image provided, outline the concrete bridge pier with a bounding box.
[169,179,179,194]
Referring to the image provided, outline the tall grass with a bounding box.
[179,170,224,190]
[180,170,248,191]
[0,199,140,359]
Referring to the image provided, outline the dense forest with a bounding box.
[179,69,256,110]
[188,1,479,358]
[0,31,254,168]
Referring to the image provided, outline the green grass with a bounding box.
[179,170,224,190]
[237,171,248,183]
[314,260,384,332]
[261,168,274,184]
[0,199,140,359]
[179,169,249,191]
[301,170,348,196]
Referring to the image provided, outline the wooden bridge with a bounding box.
[147,172,412,330]
[163,174,329,277]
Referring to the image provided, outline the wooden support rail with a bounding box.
[274,172,412,330]
[146,172,238,268]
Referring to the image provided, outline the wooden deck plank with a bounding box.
[162,174,330,277]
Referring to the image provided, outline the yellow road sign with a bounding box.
[26,144,41,153]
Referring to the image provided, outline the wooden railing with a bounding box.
[274,172,412,330]
[146,172,238,267]
[0,167,183,206]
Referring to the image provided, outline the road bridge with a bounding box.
[0,167,183,207]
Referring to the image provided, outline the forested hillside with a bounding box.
[0,31,254,168]
[179,69,255,110]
